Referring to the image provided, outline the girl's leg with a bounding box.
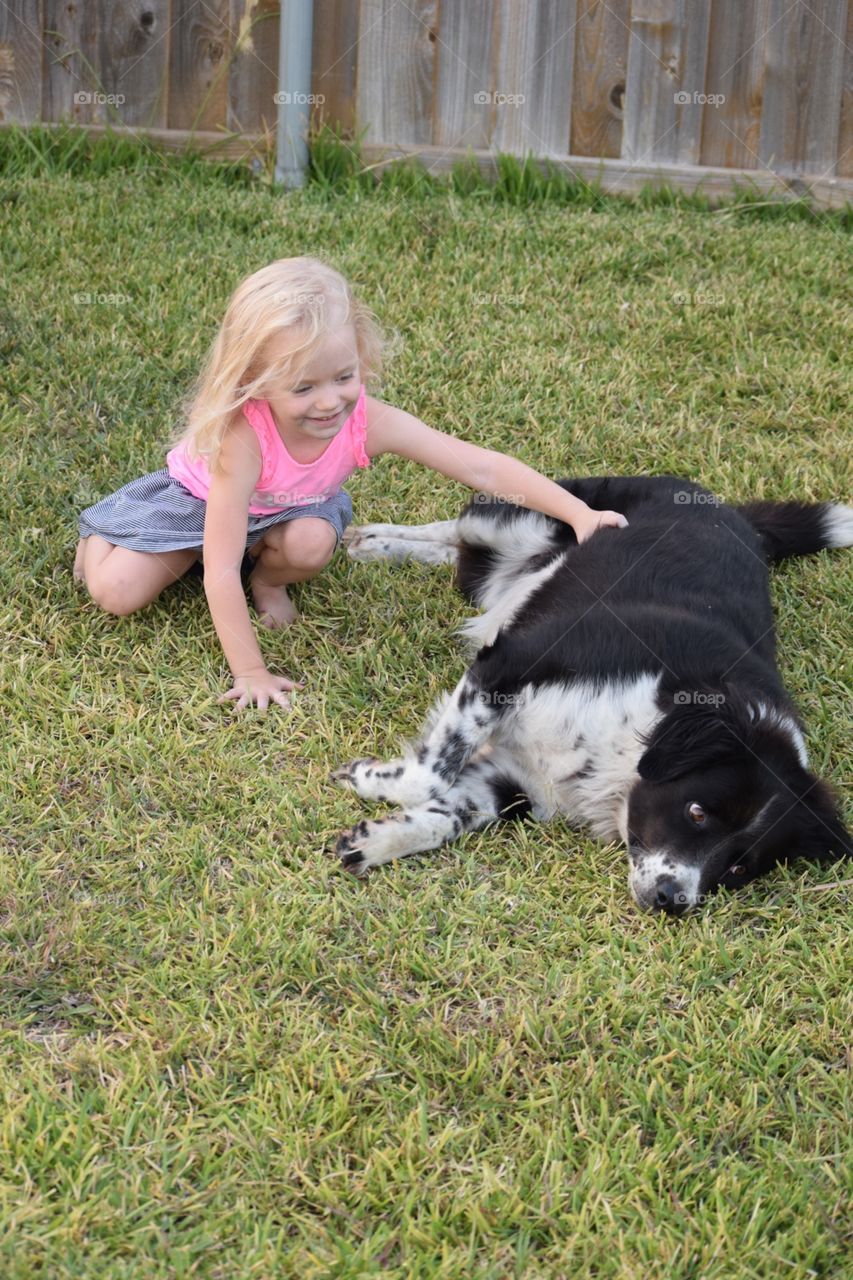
[248,518,337,629]
[80,535,199,616]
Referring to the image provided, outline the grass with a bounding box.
[0,126,851,1278]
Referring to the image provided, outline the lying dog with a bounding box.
[333,476,852,914]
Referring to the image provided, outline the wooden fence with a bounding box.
[1,1,852,206]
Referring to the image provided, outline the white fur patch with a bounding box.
[748,701,809,768]
[628,851,703,911]
[497,674,663,841]
[822,502,853,549]
[459,551,566,649]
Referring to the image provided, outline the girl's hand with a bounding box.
[575,508,629,543]
[218,667,303,713]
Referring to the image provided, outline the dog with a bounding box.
[333,476,852,915]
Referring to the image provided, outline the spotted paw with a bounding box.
[335,815,411,875]
[330,757,380,790]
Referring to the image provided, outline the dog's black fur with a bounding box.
[334,476,852,914]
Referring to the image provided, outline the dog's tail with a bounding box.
[737,500,853,563]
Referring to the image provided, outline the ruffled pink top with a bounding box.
[166,385,370,515]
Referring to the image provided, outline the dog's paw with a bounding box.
[343,526,393,561]
[335,816,410,875]
[330,757,380,791]
[331,757,439,805]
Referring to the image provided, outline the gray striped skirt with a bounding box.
[78,468,354,562]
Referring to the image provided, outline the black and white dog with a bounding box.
[333,476,852,915]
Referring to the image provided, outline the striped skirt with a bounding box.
[78,468,354,558]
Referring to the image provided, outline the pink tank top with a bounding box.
[166,385,370,515]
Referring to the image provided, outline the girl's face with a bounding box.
[267,324,361,442]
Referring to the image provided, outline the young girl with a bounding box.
[75,257,627,713]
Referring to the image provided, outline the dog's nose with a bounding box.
[653,879,687,915]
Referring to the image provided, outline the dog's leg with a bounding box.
[335,752,530,875]
[332,671,505,806]
[344,519,459,564]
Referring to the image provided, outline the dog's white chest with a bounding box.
[501,674,662,840]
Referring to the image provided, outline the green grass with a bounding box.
[0,127,851,1278]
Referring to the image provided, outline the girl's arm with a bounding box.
[203,422,298,711]
[365,398,627,542]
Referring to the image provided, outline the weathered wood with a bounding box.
[759,0,848,174]
[98,0,169,129]
[700,0,770,170]
[492,0,577,157]
[312,0,358,133]
[357,0,438,146]
[433,0,495,151]
[0,0,44,124]
[361,140,853,210]
[838,0,853,177]
[2,0,852,199]
[42,0,101,124]
[674,0,711,165]
[168,0,230,131]
[570,0,630,160]
[228,0,279,136]
[621,0,714,166]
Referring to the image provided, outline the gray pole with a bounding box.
[275,0,315,189]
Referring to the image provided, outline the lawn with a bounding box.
[0,130,851,1279]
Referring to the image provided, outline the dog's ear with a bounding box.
[637,691,752,784]
[793,777,853,863]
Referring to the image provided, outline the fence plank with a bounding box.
[43,0,102,123]
[99,0,169,128]
[0,1,44,124]
[492,0,576,157]
[168,0,230,131]
[838,0,853,176]
[674,0,711,164]
[570,0,629,160]
[759,0,848,174]
[622,0,682,163]
[228,0,279,137]
[700,0,769,170]
[357,0,437,146]
[433,0,495,151]
[312,0,358,133]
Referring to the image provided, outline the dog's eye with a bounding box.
[685,801,707,826]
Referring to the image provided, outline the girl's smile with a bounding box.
[266,324,361,446]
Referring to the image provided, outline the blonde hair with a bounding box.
[170,257,385,472]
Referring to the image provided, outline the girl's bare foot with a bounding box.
[73,538,87,583]
[249,570,299,629]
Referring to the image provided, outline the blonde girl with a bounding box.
[76,257,626,712]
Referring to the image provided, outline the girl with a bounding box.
[75,257,627,713]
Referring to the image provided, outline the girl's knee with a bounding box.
[265,519,337,571]
[291,521,338,570]
[87,570,147,617]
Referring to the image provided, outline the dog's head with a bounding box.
[626,687,851,915]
